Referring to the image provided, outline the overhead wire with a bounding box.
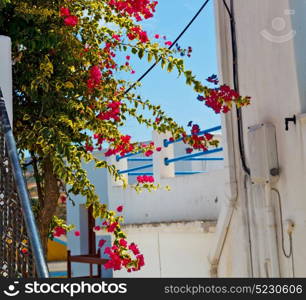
[124,0,211,95]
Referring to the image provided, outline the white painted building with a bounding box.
[210,0,306,277]
[3,0,306,279]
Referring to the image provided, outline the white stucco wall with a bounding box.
[111,221,216,278]
[214,0,306,277]
[108,169,223,224]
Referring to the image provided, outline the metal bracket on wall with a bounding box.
[285,115,296,131]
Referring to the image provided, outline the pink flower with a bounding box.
[165,41,172,46]
[85,143,94,152]
[119,239,127,247]
[64,15,78,27]
[112,34,121,41]
[139,30,149,43]
[74,230,80,237]
[137,254,145,267]
[117,205,123,213]
[191,124,200,134]
[104,246,111,255]
[131,70,135,74]
[204,133,213,141]
[136,175,154,184]
[53,226,66,237]
[145,150,153,157]
[90,66,102,83]
[94,225,101,231]
[129,243,140,255]
[137,176,144,183]
[186,148,193,154]
[126,55,130,60]
[98,239,106,248]
[154,34,160,39]
[21,248,28,254]
[107,222,118,233]
[87,78,95,89]
[156,147,162,152]
[60,7,70,17]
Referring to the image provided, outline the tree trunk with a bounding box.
[38,157,60,255]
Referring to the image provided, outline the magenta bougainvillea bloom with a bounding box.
[136,175,154,184]
[144,150,153,157]
[119,239,127,247]
[64,15,78,27]
[60,7,70,17]
[98,239,107,248]
[186,148,193,154]
[117,205,123,212]
[85,143,94,152]
[53,226,66,237]
[21,248,28,254]
[107,222,118,233]
[129,243,140,255]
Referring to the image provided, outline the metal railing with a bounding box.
[127,171,206,176]
[118,163,153,175]
[163,125,222,147]
[164,147,223,165]
[0,90,49,278]
[117,125,223,176]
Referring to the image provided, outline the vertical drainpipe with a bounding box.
[264,183,280,276]
[209,0,239,277]
[209,0,254,277]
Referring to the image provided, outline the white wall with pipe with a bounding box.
[212,0,306,277]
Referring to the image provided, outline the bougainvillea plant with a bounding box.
[0,0,250,272]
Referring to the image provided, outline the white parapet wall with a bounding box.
[107,170,224,224]
[0,35,13,124]
[111,221,216,278]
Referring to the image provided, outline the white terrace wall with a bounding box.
[0,35,13,123]
[67,131,225,277]
[213,0,306,277]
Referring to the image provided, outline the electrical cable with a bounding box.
[271,188,293,258]
[244,174,254,276]
[291,234,295,278]
[124,0,211,95]
[222,0,250,175]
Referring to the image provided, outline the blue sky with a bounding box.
[120,0,220,141]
